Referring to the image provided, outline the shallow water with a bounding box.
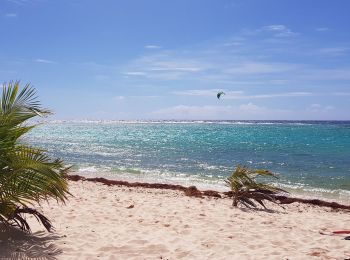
[25,120,350,202]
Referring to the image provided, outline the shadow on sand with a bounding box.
[238,207,285,214]
[0,224,62,260]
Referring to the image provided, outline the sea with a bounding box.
[25,120,350,202]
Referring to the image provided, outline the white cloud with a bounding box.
[316,27,329,32]
[113,96,125,100]
[300,68,350,80]
[144,45,162,49]
[4,13,18,18]
[113,95,159,101]
[333,92,350,96]
[129,95,160,99]
[94,74,110,80]
[150,67,201,72]
[0,69,17,74]
[123,54,205,80]
[146,58,204,72]
[34,58,55,64]
[261,25,297,37]
[79,61,115,70]
[263,25,287,31]
[224,62,296,75]
[310,104,322,109]
[122,71,147,76]
[239,102,265,112]
[122,51,298,82]
[7,0,26,4]
[221,40,244,47]
[319,47,348,56]
[118,28,348,107]
[7,0,41,5]
[270,79,289,84]
[122,36,303,83]
[215,79,288,85]
[244,92,313,99]
[307,104,334,113]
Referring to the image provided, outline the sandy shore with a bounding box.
[1,180,349,260]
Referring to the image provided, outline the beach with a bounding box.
[1,180,349,260]
[2,0,350,258]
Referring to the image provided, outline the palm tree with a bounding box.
[225,165,287,209]
[0,81,70,232]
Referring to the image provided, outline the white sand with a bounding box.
[1,180,349,260]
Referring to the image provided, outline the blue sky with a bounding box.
[1,0,350,120]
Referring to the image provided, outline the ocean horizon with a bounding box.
[24,120,350,202]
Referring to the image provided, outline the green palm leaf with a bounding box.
[226,165,288,209]
[0,81,70,232]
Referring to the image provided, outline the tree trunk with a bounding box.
[232,195,238,207]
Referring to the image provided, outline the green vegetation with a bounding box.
[225,165,287,209]
[0,81,70,232]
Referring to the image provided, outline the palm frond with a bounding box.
[226,165,288,209]
[0,81,69,232]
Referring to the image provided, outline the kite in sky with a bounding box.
[217,91,225,99]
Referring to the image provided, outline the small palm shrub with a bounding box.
[0,81,70,232]
[225,165,287,209]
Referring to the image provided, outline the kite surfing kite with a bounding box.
[217,91,225,99]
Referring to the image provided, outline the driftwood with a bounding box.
[66,174,350,210]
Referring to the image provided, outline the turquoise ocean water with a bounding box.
[25,121,350,202]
